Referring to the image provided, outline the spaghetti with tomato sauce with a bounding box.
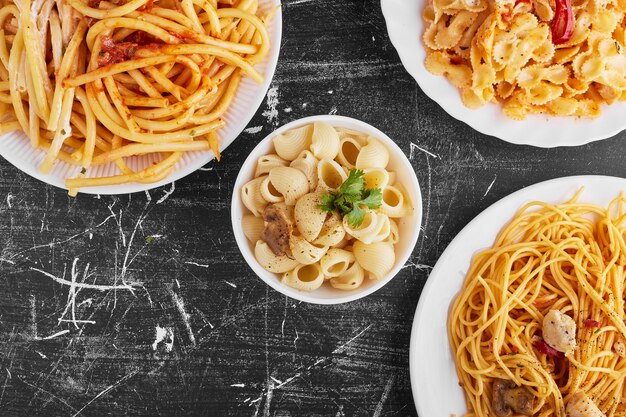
[0,0,275,193]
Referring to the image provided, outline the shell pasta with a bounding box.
[240,122,415,292]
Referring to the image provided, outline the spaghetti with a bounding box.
[449,191,626,417]
[0,0,273,194]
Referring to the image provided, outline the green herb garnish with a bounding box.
[146,235,154,244]
[80,167,87,174]
[616,41,622,54]
[189,129,196,136]
[60,129,66,135]
[318,169,382,227]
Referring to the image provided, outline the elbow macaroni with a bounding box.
[241,123,414,292]
[422,0,626,119]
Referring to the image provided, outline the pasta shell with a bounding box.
[241,176,268,217]
[290,150,319,191]
[260,176,285,203]
[310,122,340,160]
[268,167,309,205]
[313,213,346,247]
[294,192,327,241]
[273,124,312,161]
[320,248,355,278]
[343,210,390,244]
[255,154,288,177]
[281,263,325,292]
[255,241,299,273]
[353,241,395,280]
[355,136,389,169]
[330,262,365,291]
[335,137,362,169]
[242,214,265,243]
[316,159,347,191]
[290,232,328,265]
[383,219,400,245]
[362,168,390,189]
[380,185,406,218]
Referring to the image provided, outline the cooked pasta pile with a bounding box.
[423,0,626,119]
[240,122,414,292]
[0,0,272,193]
[449,191,626,417]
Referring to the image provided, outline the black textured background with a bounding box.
[1,1,625,416]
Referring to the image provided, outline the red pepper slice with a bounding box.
[551,0,574,44]
[533,339,565,359]
[584,319,602,328]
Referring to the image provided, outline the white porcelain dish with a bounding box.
[409,175,626,417]
[0,1,282,195]
[231,115,423,304]
[381,0,626,148]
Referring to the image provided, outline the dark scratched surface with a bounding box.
[1,0,625,416]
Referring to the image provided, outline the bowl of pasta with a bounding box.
[0,0,281,195]
[381,0,626,147]
[231,115,422,304]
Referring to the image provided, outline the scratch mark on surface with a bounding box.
[372,376,395,417]
[35,351,47,359]
[262,381,274,417]
[184,261,209,268]
[402,261,433,271]
[409,142,439,160]
[35,330,69,340]
[332,324,372,354]
[262,86,279,127]
[230,383,245,388]
[17,376,78,412]
[483,175,497,197]
[168,287,196,346]
[152,326,174,352]
[156,182,175,204]
[5,193,13,208]
[223,280,237,288]
[30,266,137,292]
[244,126,263,134]
[329,106,338,115]
[29,295,37,338]
[71,370,138,417]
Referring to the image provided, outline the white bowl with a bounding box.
[381,0,626,148]
[231,115,423,304]
[0,0,282,195]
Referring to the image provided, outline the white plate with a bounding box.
[231,115,423,304]
[381,0,626,147]
[0,1,282,195]
[409,175,626,416]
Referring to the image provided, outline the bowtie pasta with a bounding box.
[240,122,414,292]
[423,0,626,119]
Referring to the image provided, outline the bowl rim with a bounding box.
[0,1,283,195]
[230,115,423,304]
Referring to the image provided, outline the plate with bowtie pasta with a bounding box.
[231,115,422,304]
[381,0,626,147]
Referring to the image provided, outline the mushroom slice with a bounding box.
[566,391,605,417]
[260,204,294,256]
[542,309,577,355]
[492,379,534,417]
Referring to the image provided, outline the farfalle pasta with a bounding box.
[422,0,626,119]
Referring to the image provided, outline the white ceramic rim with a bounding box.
[380,0,626,148]
[231,115,423,304]
[0,3,282,195]
[408,175,626,417]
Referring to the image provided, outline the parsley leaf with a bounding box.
[339,169,364,196]
[80,167,87,174]
[359,188,382,209]
[146,235,154,244]
[319,193,337,213]
[317,169,383,227]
